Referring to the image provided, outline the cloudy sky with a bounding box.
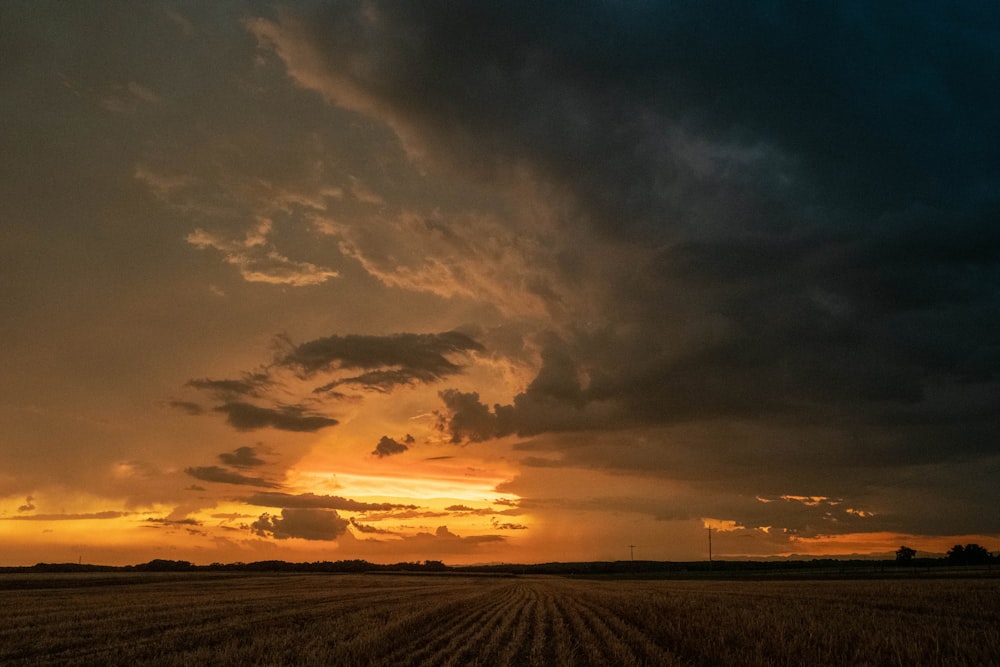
[3,1,999,566]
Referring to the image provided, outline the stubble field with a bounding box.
[3,572,999,666]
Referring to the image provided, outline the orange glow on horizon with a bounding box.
[784,531,999,557]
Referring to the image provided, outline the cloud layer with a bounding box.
[247,1,1000,541]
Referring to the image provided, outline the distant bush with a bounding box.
[133,559,194,572]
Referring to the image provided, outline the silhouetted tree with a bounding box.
[895,545,916,563]
[947,543,991,566]
[422,560,447,571]
[137,559,193,572]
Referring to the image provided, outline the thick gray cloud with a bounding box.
[437,390,500,443]
[213,402,338,433]
[271,1,999,233]
[218,446,265,468]
[250,508,349,541]
[372,434,412,458]
[279,331,483,382]
[185,466,281,489]
[259,1,1000,540]
[280,1,999,466]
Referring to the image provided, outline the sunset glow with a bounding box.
[2,2,999,566]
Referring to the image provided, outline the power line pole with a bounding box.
[708,527,713,571]
[628,544,635,561]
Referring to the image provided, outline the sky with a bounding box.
[2,1,999,566]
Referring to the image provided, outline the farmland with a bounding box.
[3,573,999,666]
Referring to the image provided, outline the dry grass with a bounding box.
[2,573,998,666]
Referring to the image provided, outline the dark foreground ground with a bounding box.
[3,573,999,666]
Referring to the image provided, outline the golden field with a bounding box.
[3,572,999,666]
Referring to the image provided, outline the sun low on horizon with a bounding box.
[3,2,1000,568]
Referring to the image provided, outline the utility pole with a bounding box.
[628,544,636,561]
[708,527,713,571]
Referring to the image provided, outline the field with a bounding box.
[3,572,999,666]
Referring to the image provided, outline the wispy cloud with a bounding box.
[186,222,338,286]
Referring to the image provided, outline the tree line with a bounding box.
[896,543,994,566]
[6,548,996,576]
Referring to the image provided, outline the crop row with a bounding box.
[3,573,999,665]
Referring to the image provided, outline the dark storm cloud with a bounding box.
[218,446,266,468]
[271,0,1000,430]
[279,331,483,381]
[250,508,349,541]
[506,428,1000,536]
[185,466,281,489]
[437,340,619,442]
[372,434,412,458]
[213,402,338,432]
[437,390,500,443]
[251,1,1000,538]
[275,1,1000,235]
[244,492,418,512]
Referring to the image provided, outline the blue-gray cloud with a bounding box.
[281,331,483,383]
[250,508,350,541]
[213,402,338,433]
[267,1,1000,538]
[185,466,281,489]
[219,446,266,468]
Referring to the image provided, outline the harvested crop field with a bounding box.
[3,573,999,666]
